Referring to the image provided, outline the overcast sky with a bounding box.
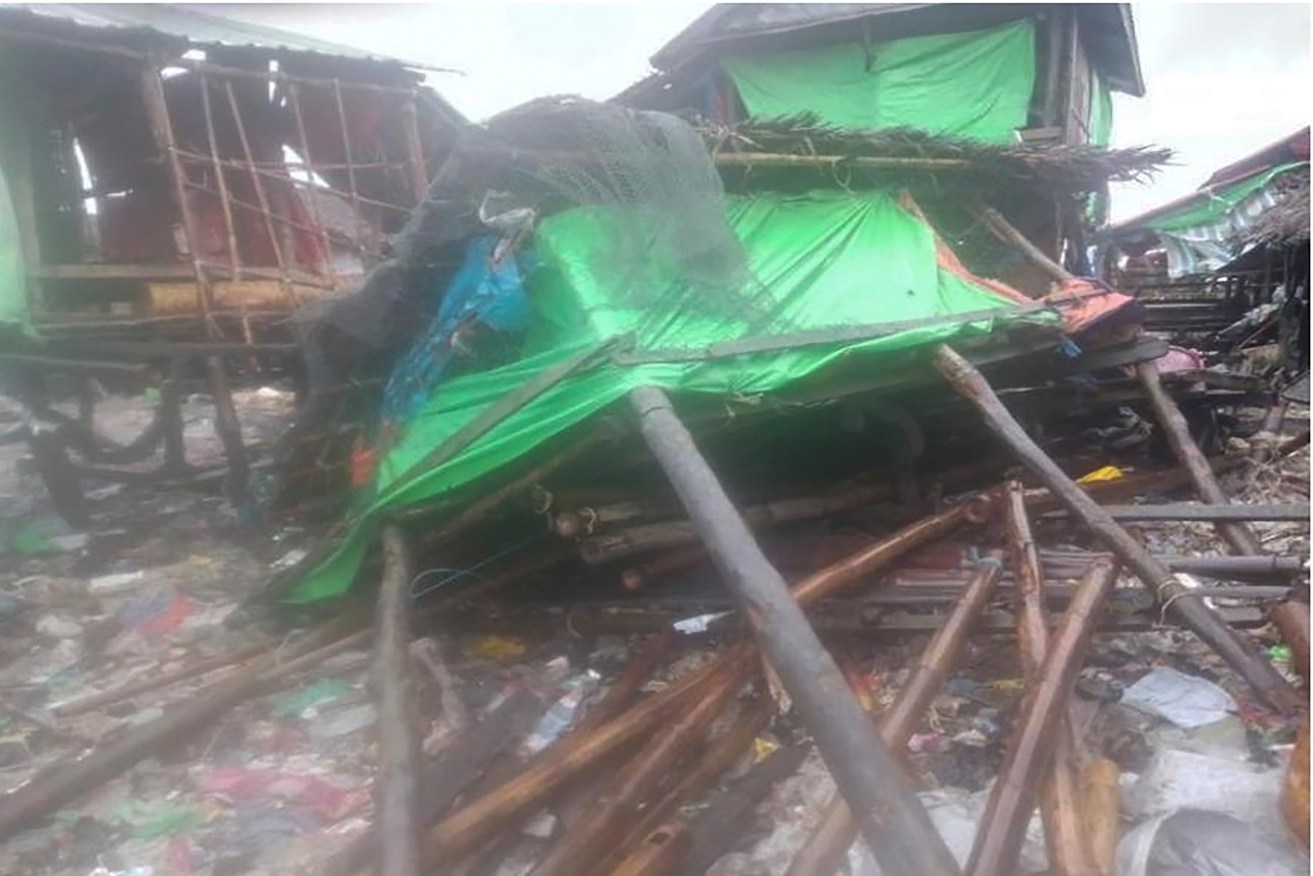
[210,3,1311,221]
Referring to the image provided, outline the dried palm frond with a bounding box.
[699,113,1174,194]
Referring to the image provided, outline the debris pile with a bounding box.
[0,57,1308,876]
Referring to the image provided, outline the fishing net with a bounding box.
[300,96,761,361]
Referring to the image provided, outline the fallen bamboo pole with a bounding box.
[528,661,749,876]
[607,701,770,870]
[1136,361,1266,555]
[966,559,1119,876]
[374,526,421,876]
[677,744,810,876]
[1271,600,1311,684]
[393,500,967,875]
[0,618,353,839]
[579,480,891,563]
[935,344,1300,714]
[1082,759,1121,876]
[630,385,959,876]
[1050,502,1308,523]
[785,558,1004,876]
[51,641,272,717]
[611,822,693,876]
[1005,483,1098,876]
[323,688,543,876]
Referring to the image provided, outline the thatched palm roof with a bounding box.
[699,115,1172,195]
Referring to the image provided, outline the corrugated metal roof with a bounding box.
[0,3,444,70]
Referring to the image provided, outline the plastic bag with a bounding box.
[1117,809,1308,876]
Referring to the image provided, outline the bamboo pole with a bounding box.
[1081,759,1120,876]
[1136,361,1266,555]
[966,560,1119,876]
[785,559,1003,876]
[630,385,959,876]
[935,344,1300,714]
[205,356,251,514]
[0,618,354,839]
[199,75,242,282]
[284,83,337,283]
[400,96,429,204]
[223,82,291,289]
[611,823,693,876]
[333,79,378,265]
[528,661,748,876]
[1004,482,1098,876]
[137,60,214,330]
[390,497,967,876]
[606,701,770,869]
[374,526,421,876]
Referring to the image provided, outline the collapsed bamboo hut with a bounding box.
[1099,127,1310,381]
[0,3,463,344]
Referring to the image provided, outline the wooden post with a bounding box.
[785,559,1003,876]
[396,504,967,876]
[137,59,215,330]
[1005,482,1098,876]
[1136,362,1265,555]
[966,560,1119,876]
[160,355,188,472]
[199,75,242,282]
[528,661,748,876]
[287,83,337,284]
[333,78,378,266]
[1082,759,1120,876]
[374,526,420,876]
[223,82,291,291]
[935,344,1300,714]
[400,95,429,205]
[205,355,251,514]
[630,385,960,876]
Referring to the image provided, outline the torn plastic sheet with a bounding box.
[1117,809,1308,876]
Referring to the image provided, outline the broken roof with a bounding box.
[1105,127,1310,239]
[637,3,1144,99]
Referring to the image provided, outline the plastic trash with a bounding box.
[1117,809,1308,876]
[1120,667,1237,728]
[520,673,600,757]
[309,703,377,740]
[1125,747,1285,831]
[272,679,353,718]
[88,570,146,595]
[1281,716,1309,848]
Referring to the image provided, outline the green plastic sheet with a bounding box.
[0,158,29,335]
[1147,162,1306,233]
[288,190,1053,602]
[721,20,1036,143]
[1089,68,1113,148]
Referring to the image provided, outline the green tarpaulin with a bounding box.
[1147,162,1305,233]
[287,190,1055,603]
[1089,68,1113,148]
[0,159,28,335]
[720,20,1037,143]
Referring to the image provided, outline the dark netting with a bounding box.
[296,96,766,369]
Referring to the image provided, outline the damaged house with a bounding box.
[0,4,463,339]
[0,5,1308,876]
[1101,127,1310,384]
